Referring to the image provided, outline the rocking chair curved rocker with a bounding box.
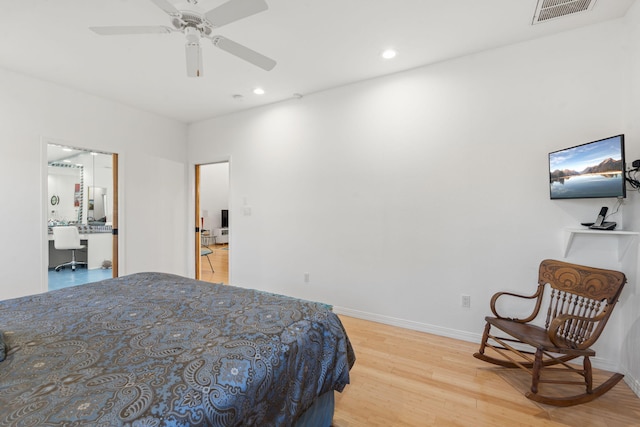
[473,259,626,407]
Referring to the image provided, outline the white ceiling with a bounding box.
[0,0,635,123]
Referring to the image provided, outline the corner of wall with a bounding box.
[624,372,640,398]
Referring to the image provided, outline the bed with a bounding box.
[0,272,355,426]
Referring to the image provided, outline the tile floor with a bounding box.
[48,267,113,291]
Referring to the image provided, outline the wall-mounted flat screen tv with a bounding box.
[221,209,228,228]
[549,134,626,199]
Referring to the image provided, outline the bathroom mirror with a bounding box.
[47,144,113,225]
[88,186,107,223]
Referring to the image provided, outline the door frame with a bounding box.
[111,153,119,277]
[194,160,230,281]
[43,138,119,290]
[195,164,202,279]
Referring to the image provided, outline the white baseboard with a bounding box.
[333,306,640,399]
[332,306,481,344]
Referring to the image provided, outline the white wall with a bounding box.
[0,67,190,300]
[619,0,640,398]
[188,17,640,391]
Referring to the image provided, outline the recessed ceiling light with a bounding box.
[253,87,265,95]
[381,49,397,59]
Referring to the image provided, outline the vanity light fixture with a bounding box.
[381,49,397,59]
[253,87,265,95]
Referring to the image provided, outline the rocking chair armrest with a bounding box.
[548,312,607,349]
[490,284,545,323]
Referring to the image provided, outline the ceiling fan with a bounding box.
[90,0,276,77]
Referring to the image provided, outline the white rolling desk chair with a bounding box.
[53,226,87,271]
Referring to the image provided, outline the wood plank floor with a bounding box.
[199,257,640,425]
[332,315,640,427]
[200,243,228,284]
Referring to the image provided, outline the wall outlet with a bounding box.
[461,295,471,308]
[304,272,310,283]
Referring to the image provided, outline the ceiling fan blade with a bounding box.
[212,36,276,71]
[185,43,203,77]
[90,26,174,35]
[205,0,268,28]
[149,0,181,16]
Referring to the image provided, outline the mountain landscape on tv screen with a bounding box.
[550,158,623,182]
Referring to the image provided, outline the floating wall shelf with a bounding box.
[564,228,639,261]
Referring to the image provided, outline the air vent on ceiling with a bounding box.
[532,0,597,24]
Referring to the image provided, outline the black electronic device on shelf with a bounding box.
[586,207,617,230]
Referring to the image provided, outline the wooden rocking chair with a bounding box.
[473,259,626,406]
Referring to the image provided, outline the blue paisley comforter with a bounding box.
[0,272,355,426]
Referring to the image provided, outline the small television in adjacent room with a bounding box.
[549,134,626,199]
[221,209,228,228]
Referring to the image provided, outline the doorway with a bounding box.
[195,162,229,284]
[47,143,118,290]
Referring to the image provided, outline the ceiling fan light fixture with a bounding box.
[185,33,203,77]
